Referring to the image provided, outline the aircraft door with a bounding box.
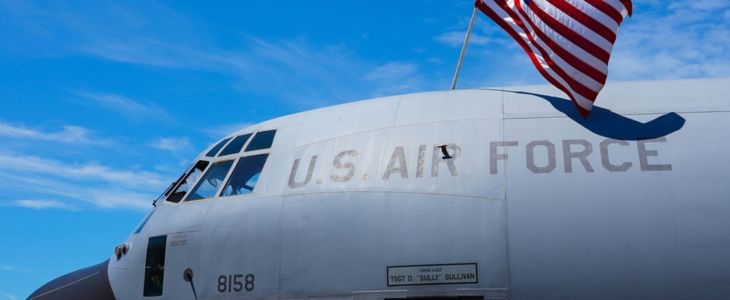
[161,231,202,300]
[141,231,202,299]
[141,202,209,299]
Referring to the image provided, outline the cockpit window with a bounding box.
[220,154,269,197]
[206,137,231,157]
[184,160,234,201]
[245,130,276,151]
[166,160,209,203]
[218,133,252,156]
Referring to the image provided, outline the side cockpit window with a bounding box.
[166,160,209,203]
[220,154,269,197]
[184,160,234,201]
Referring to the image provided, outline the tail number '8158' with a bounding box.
[217,274,254,293]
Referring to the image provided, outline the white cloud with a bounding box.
[152,137,191,152]
[0,290,17,300]
[609,2,730,80]
[0,144,174,210]
[86,189,152,210]
[0,122,108,145]
[0,171,157,210]
[365,62,418,81]
[74,91,170,120]
[203,122,254,138]
[0,264,29,273]
[668,1,728,11]
[0,153,166,189]
[13,199,77,211]
[365,62,425,96]
[434,31,491,48]
[0,1,447,108]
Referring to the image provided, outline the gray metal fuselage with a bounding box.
[32,78,730,299]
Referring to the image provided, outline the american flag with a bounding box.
[475,0,632,117]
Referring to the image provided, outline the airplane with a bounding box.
[28,77,730,299]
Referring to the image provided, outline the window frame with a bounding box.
[217,133,252,157]
[205,137,233,157]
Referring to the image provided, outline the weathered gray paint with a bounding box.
[638,137,673,171]
[36,78,730,300]
[490,141,518,174]
[431,144,460,177]
[383,146,408,179]
[288,155,317,188]
[600,139,632,172]
[526,140,556,174]
[562,139,595,173]
[416,145,427,178]
[331,150,358,182]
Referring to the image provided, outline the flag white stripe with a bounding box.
[512,5,604,92]
[536,0,613,52]
[485,1,594,110]
[563,0,619,29]
[521,2,608,74]
[604,0,630,17]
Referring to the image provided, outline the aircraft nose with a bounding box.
[28,259,115,300]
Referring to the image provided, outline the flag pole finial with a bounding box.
[450,7,478,91]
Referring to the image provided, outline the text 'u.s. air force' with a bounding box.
[287,137,672,188]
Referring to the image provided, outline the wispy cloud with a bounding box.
[203,122,254,138]
[434,31,491,48]
[0,153,166,188]
[605,2,730,80]
[12,199,77,211]
[0,122,109,145]
[73,91,170,120]
[0,264,29,273]
[365,62,425,96]
[86,189,155,210]
[0,171,155,210]
[0,1,435,107]
[0,290,17,300]
[151,137,191,152]
[0,151,170,210]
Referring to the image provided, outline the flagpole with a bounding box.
[450,7,478,90]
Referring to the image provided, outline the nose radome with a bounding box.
[28,260,115,300]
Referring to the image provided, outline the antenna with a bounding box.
[184,268,198,300]
[450,7,478,90]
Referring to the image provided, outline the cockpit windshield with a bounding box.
[220,154,268,197]
[162,129,277,203]
[184,160,234,201]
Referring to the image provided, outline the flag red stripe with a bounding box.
[525,1,610,64]
[621,0,633,16]
[510,0,599,99]
[585,0,625,24]
[475,0,590,117]
[513,1,607,86]
[547,0,616,43]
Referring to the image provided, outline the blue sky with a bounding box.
[1,1,729,298]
